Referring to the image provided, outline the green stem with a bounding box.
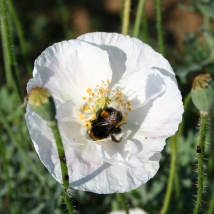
[48,120,74,214]
[0,0,24,101]
[122,0,131,35]
[162,93,191,213]
[133,0,145,38]
[0,127,12,205]
[7,0,32,77]
[155,0,165,56]
[1,18,12,89]
[160,135,176,214]
[120,0,124,26]
[193,116,208,214]
[117,193,129,214]
[63,190,74,214]
[177,92,191,138]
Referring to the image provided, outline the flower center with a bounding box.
[78,80,132,129]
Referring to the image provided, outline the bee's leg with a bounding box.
[111,135,122,143]
[110,127,122,143]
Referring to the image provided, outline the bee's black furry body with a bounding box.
[89,107,124,143]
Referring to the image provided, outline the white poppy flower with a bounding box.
[108,208,147,214]
[25,32,183,194]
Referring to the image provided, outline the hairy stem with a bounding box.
[7,0,32,77]
[48,120,74,214]
[117,193,129,214]
[160,136,176,214]
[133,0,145,38]
[155,0,165,56]
[0,0,24,101]
[193,116,208,214]
[122,0,131,35]
[1,18,12,88]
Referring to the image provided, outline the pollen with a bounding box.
[78,79,132,130]
[78,113,84,120]
[86,88,93,95]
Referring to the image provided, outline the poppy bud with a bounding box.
[191,73,214,116]
[27,87,56,122]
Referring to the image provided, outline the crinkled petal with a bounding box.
[65,141,160,193]
[127,71,183,137]
[29,40,112,105]
[113,68,166,109]
[77,32,175,87]
[93,127,164,168]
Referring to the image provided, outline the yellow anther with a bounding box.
[127,101,131,106]
[122,117,127,122]
[120,97,124,102]
[107,79,110,84]
[86,88,92,94]
[81,106,85,110]
[99,89,104,96]
[104,88,110,93]
[85,106,90,110]
[125,112,128,116]
[78,113,84,120]
[82,96,86,100]
[127,107,131,111]
[91,116,96,120]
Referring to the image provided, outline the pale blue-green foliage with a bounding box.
[175,33,214,84]
[1,0,214,213]
[0,87,63,213]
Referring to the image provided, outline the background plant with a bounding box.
[1,0,214,213]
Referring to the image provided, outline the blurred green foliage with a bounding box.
[1,0,214,214]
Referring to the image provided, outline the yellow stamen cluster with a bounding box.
[78,79,132,129]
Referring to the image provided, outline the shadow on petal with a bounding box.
[149,153,162,162]
[82,42,127,87]
[70,162,111,187]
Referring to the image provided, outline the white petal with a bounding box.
[56,100,86,145]
[30,40,112,105]
[66,141,160,193]
[114,68,166,109]
[77,32,175,86]
[127,71,183,137]
[25,104,160,193]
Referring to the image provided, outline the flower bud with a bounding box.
[191,73,214,116]
[27,87,56,122]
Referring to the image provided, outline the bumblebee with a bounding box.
[89,107,125,143]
